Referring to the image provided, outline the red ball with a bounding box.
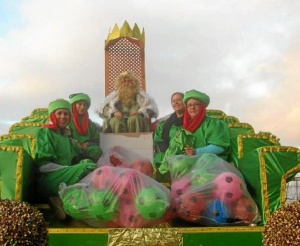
[160,198,178,222]
[231,197,258,223]
[177,192,206,222]
[131,159,154,177]
[116,199,148,228]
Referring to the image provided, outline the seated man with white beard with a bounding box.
[98,71,159,133]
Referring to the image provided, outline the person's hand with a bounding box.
[130,111,139,116]
[114,111,123,120]
[81,142,89,150]
[184,146,195,156]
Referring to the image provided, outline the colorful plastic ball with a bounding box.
[161,198,178,222]
[131,159,154,177]
[112,169,145,200]
[194,153,220,171]
[61,185,90,219]
[177,192,206,222]
[91,166,118,190]
[135,186,169,220]
[171,177,191,200]
[88,189,119,221]
[117,200,148,228]
[231,197,258,223]
[202,199,230,225]
[213,172,244,204]
[169,155,194,177]
[190,169,215,187]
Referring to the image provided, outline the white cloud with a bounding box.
[0,0,299,148]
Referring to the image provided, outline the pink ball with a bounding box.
[171,177,191,200]
[91,166,118,190]
[177,192,206,222]
[213,172,244,204]
[111,169,146,200]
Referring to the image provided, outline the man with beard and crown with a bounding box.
[98,71,159,133]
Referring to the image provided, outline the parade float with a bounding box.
[0,21,299,246]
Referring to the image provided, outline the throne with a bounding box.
[104,20,146,96]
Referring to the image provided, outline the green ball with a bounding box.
[88,190,119,221]
[135,186,168,220]
[62,186,90,219]
[190,168,215,187]
[194,153,220,172]
[169,155,194,177]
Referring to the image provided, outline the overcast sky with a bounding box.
[0,0,299,148]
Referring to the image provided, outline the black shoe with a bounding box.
[48,196,67,221]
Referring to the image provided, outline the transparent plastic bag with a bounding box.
[167,153,261,226]
[59,165,172,228]
[97,146,154,177]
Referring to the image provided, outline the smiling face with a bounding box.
[186,99,202,119]
[171,93,184,116]
[75,100,88,115]
[54,109,71,128]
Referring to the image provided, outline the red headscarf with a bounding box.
[72,104,89,134]
[43,113,59,130]
[182,102,206,133]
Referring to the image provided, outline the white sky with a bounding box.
[0,0,299,148]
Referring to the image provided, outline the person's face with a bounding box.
[121,76,133,88]
[54,109,70,128]
[186,99,202,119]
[75,101,88,115]
[171,93,184,114]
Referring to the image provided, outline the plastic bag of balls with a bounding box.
[167,153,261,226]
[96,146,154,178]
[58,165,173,228]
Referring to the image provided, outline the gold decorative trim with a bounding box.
[259,146,300,220]
[48,226,264,235]
[0,146,24,201]
[9,122,43,134]
[30,107,48,116]
[48,228,109,234]
[237,133,280,159]
[107,228,182,246]
[206,109,226,117]
[180,226,264,233]
[227,122,255,132]
[105,21,145,46]
[280,164,300,205]
[21,115,48,121]
[0,134,36,158]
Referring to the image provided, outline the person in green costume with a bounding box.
[68,93,103,162]
[153,92,185,171]
[35,99,97,219]
[158,89,230,175]
[98,71,159,133]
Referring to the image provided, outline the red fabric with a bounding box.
[72,104,89,134]
[182,103,206,133]
[43,113,59,130]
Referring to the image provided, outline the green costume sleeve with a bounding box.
[158,129,195,174]
[35,128,79,168]
[193,117,231,160]
[153,121,166,143]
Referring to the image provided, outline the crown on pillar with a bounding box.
[105,20,145,47]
